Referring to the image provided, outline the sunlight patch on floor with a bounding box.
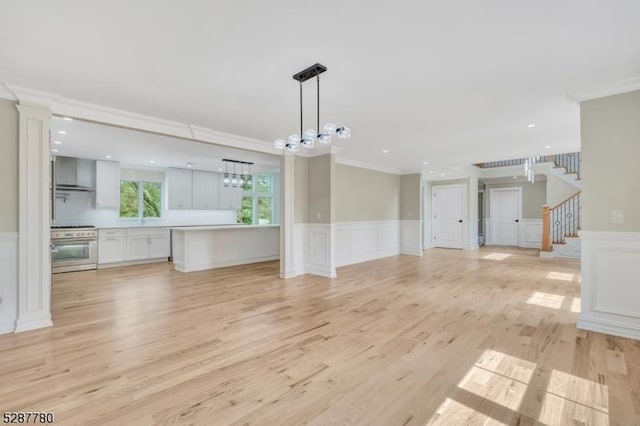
[526,292,565,309]
[570,297,581,313]
[546,271,575,281]
[482,253,512,261]
[538,369,609,425]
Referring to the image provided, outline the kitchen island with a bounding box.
[171,225,280,272]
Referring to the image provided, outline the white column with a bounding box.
[279,152,296,279]
[15,103,52,332]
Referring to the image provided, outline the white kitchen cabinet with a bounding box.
[218,180,242,210]
[166,168,193,209]
[126,235,151,261]
[95,160,120,209]
[149,232,170,259]
[98,229,124,264]
[192,171,220,209]
[125,228,170,261]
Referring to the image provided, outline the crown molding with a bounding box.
[0,82,275,155]
[567,76,640,103]
[334,156,403,175]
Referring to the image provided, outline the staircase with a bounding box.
[541,152,582,259]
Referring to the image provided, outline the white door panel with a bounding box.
[491,189,521,246]
[432,186,464,249]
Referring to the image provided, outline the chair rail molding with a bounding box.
[15,102,53,333]
[578,230,640,341]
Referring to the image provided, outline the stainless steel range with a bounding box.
[51,226,98,273]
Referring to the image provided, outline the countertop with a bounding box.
[97,224,244,230]
[171,225,280,231]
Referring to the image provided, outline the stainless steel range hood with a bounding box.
[54,156,96,192]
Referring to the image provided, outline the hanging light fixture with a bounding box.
[223,160,231,187]
[245,164,253,190]
[523,157,537,183]
[222,159,254,189]
[274,63,351,152]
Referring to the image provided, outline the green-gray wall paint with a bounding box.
[484,181,547,219]
[0,99,18,232]
[334,164,401,222]
[581,90,640,232]
[401,174,421,220]
[308,154,333,224]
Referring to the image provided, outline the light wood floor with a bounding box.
[1,247,638,425]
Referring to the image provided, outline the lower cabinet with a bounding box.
[98,227,170,265]
[98,229,125,264]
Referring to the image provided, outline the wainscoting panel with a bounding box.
[306,224,336,278]
[520,219,543,249]
[578,231,640,340]
[401,220,423,256]
[335,221,401,267]
[0,232,18,334]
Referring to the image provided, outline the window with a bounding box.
[120,180,162,219]
[237,174,278,225]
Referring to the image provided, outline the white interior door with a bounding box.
[432,186,464,249]
[491,188,521,246]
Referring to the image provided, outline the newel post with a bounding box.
[541,204,551,252]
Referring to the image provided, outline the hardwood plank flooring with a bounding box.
[1,247,639,425]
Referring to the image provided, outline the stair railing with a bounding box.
[541,191,582,251]
[554,152,581,179]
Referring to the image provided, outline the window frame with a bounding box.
[119,179,164,220]
[237,173,279,225]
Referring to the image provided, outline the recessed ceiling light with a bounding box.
[51,149,59,153]
[440,173,445,177]
[217,168,223,172]
[62,117,73,121]
[544,145,551,149]
[382,149,389,153]
[58,130,67,135]
[423,161,429,164]
[53,140,62,145]
[429,171,434,174]
[527,124,536,128]
[105,155,112,159]
[149,160,156,164]
[187,163,192,168]
[513,176,518,179]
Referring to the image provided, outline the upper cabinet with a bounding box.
[166,167,242,210]
[166,168,193,209]
[95,160,120,209]
[192,170,220,209]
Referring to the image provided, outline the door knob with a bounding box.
[458,220,463,223]
[515,219,519,222]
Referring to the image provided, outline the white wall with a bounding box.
[546,172,578,207]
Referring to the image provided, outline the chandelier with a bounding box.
[222,159,254,190]
[523,157,538,183]
[274,63,351,152]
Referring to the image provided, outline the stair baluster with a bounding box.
[543,191,581,248]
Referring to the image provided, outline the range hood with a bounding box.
[54,156,96,192]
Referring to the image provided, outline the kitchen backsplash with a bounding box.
[54,191,237,227]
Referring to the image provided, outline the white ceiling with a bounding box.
[49,116,280,173]
[2,1,640,172]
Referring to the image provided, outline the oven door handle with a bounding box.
[51,238,97,243]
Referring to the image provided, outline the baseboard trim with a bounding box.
[98,257,169,269]
[577,317,640,341]
[0,322,16,335]
[15,317,53,333]
[400,248,424,256]
[307,266,337,278]
[175,255,280,273]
